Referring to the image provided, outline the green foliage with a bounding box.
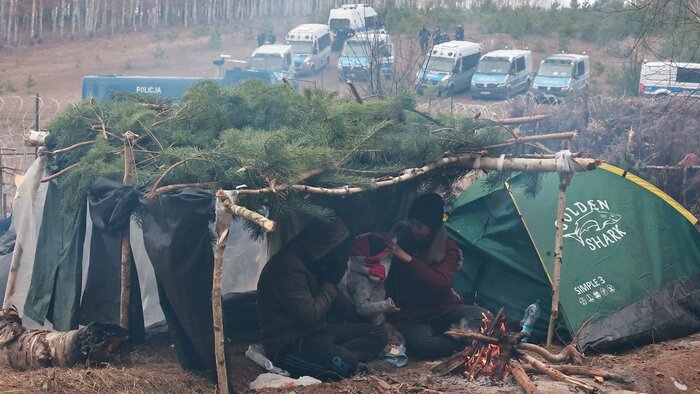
[46,81,527,225]
[25,74,36,91]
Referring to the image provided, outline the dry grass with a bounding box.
[0,345,216,394]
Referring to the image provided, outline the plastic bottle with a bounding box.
[520,299,541,342]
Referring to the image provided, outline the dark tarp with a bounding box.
[24,180,87,331]
[0,223,16,306]
[140,188,215,372]
[79,177,145,343]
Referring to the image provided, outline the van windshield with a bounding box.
[424,56,455,73]
[249,54,287,72]
[342,41,371,57]
[287,40,313,55]
[330,18,350,30]
[538,62,573,78]
[476,58,510,74]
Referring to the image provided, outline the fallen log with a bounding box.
[518,353,596,392]
[518,343,584,364]
[521,364,633,383]
[510,360,538,394]
[0,307,127,370]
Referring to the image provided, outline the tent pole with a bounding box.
[546,172,572,347]
[119,132,136,330]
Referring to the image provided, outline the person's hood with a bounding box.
[295,217,350,261]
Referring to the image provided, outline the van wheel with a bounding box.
[445,85,455,97]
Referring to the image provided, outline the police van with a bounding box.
[328,4,381,35]
[639,61,700,97]
[328,4,382,50]
[471,49,534,99]
[416,40,481,96]
[532,54,589,97]
[248,44,296,78]
[337,32,393,81]
[285,24,332,76]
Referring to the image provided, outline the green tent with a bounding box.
[446,164,700,350]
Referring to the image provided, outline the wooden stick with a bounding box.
[518,343,584,364]
[519,353,596,392]
[521,364,632,383]
[546,172,573,347]
[44,140,95,155]
[216,190,276,233]
[235,156,597,197]
[212,197,233,394]
[494,114,550,125]
[510,360,538,394]
[444,330,500,344]
[347,80,363,104]
[40,163,80,183]
[482,132,576,151]
[147,156,204,197]
[119,132,136,330]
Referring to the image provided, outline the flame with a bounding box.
[464,313,511,380]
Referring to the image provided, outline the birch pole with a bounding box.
[213,190,276,394]
[119,132,136,330]
[546,169,573,347]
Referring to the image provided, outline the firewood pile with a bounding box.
[431,308,631,393]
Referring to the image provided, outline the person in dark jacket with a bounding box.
[257,217,388,380]
[455,24,464,41]
[418,25,430,53]
[257,32,266,47]
[385,193,491,360]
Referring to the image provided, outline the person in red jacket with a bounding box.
[384,193,491,359]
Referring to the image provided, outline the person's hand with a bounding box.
[386,298,400,313]
[384,239,412,263]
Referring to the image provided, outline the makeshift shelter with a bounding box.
[447,164,700,351]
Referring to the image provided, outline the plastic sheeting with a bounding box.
[4,157,50,329]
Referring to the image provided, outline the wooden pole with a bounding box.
[546,172,573,347]
[213,197,232,394]
[212,190,277,394]
[119,132,136,330]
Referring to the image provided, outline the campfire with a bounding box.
[432,308,631,393]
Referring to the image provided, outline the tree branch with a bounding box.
[215,190,276,232]
[40,163,80,183]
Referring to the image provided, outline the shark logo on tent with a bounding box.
[559,200,627,251]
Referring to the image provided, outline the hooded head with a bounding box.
[295,217,350,262]
[407,193,445,240]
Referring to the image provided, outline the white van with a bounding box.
[285,24,332,76]
[328,4,381,35]
[532,54,589,97]
[416,40,481,96]
[639,61,700,97]
[248,45,295,77]
[471,49,534,99]
[338,32,393,81]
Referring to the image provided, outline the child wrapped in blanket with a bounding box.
[337,233,407,367]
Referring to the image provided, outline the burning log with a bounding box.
[0,307,127,370]
[433,307,603,394]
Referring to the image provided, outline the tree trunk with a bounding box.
[30,0,37,41]
[0,307,128,370]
